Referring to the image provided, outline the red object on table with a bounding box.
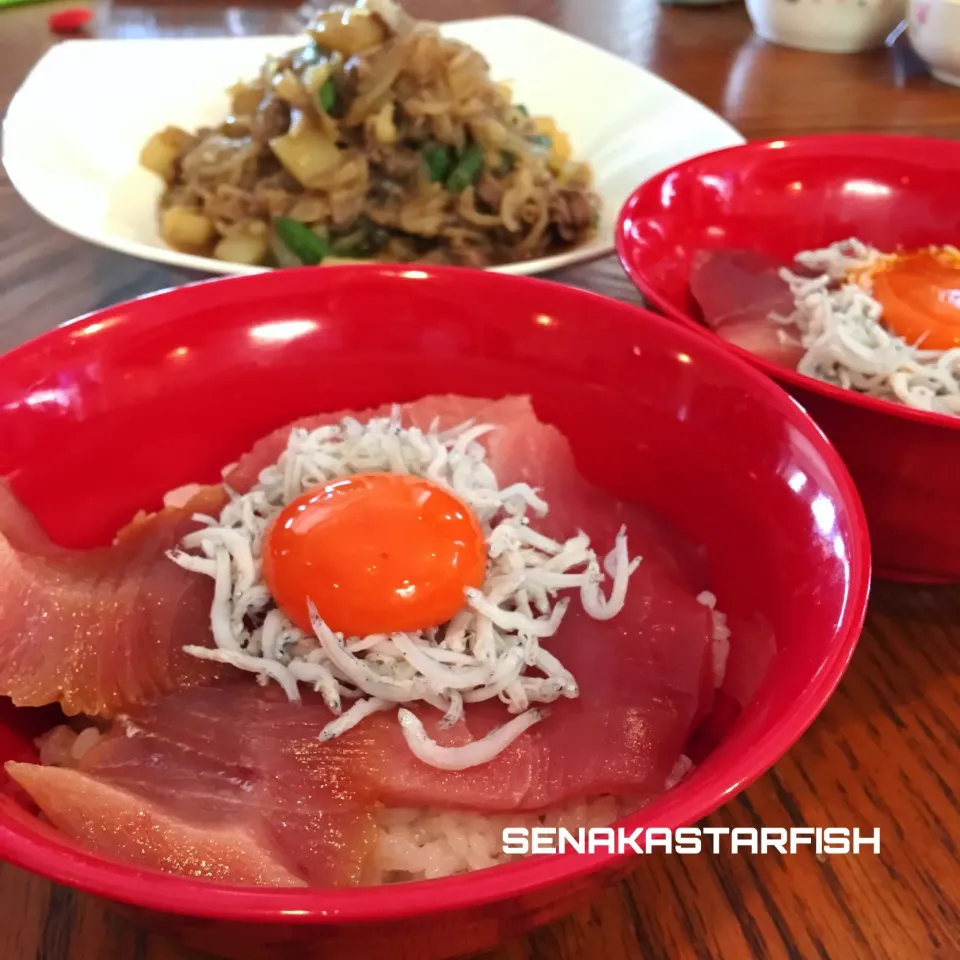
[48,7,93,34]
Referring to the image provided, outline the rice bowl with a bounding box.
[0,264,869,958]
[617,132,960,582]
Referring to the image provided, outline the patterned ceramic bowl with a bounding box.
[746,0,906,52]
[908,0,960,84]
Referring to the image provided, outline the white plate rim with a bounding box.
[2,16,744,278]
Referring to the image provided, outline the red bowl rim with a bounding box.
[0,265,872,924]
[615,132,960,434]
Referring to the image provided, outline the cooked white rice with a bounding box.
[369,793,642,883]
[697,590,731,688]
[773,238,960,415]
[368,748,699,883]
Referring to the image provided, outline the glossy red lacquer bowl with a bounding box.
[616,133,960,583]
[0,266,868,959]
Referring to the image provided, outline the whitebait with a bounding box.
[773,238,960,415]
[169,407,641,767]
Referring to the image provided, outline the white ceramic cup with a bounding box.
[745,0,907,53]
[909,0,960,85]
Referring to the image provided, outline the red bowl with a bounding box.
[0,266,869,959]
[615,133,960,584]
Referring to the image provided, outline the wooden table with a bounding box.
[1,1,958,957]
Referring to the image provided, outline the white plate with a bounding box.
[3,17,743,277]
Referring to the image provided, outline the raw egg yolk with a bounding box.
[864,247,960,350]
[262,473,487,637]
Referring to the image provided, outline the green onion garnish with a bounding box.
[445,143,484,193]
[274,217,328,265]
[423,144,454,182]
[318,78,337,113]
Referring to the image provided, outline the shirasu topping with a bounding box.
[168,408,641,768]
[772,238,960,415]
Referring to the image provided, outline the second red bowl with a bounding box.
[616,133,960,583]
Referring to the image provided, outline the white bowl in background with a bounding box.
[746,0,906,53]
[909,0,960,85]
[2,17,743,278]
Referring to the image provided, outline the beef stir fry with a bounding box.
[140,0,600,269]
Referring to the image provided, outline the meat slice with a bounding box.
[222,393,715,783]
[689,248,807,367]
[223,395,530,492]
[225,391,715,733]
[6,764,307,887]
[7,686,377,886]
[8,511,708,839]
[0,482,226,717]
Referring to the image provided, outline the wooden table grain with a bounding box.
[1,1,959,958]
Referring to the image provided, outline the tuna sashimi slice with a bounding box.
[5,763,307,887]
[690,249,807,368]
[0,482,226,717]
[7,686,379,887]
[223,395,534,494]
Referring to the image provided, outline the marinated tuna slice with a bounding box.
[6,763,307,887]
[0,482,226,717]
[7,687,378,887]
[690,248,806,367]
[223,392,716,755]
[223,395,533,494]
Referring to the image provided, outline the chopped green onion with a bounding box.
[445,143,484,193]
[498,151,517,175]
[423,144,454,182]
[274,217,328,265]
[516,104,529,116]
[319,78,337,113]
[529,134,552,150]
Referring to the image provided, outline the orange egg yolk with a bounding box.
[262,473,487,637]
[860,247,960,350]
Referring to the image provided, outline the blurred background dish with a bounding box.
[616,133,960,583]
[745,0,906,52]
[907,0,960,85]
